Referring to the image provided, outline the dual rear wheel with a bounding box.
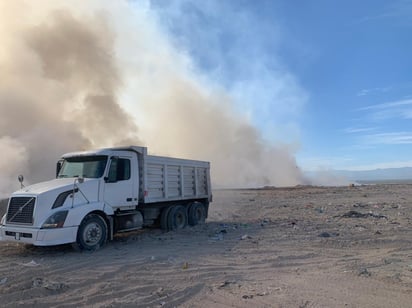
[161,202,206,231]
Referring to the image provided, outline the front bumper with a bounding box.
[0,225,78,246]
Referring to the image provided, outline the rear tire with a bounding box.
[160,206,172,231]
[188,202,206,226]
[167,205,187,231]
[74,214,107,251]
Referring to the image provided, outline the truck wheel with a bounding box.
[188,202,206,226]
[160,206,172,231]
[75,214,107,251]
[167,205,187,230]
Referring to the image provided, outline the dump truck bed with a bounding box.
[141,153,211,204]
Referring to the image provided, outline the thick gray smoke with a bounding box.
[0,1,306,197]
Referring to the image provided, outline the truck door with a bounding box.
[103,153,137,209]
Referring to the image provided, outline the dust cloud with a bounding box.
[0,0,306,197]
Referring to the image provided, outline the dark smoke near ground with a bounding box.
[0,1,307,197]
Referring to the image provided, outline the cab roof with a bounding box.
[61,146,147,158]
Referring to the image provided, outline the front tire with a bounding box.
[74,214,107,251]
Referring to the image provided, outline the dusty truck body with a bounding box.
[0,146,212,250]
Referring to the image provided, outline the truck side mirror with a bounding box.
[18,174,25,188]
[56,159,64,178]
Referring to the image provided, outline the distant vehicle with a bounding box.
[0,146,212,250]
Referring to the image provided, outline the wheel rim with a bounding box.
[195,208,201,220]
[176,212,185,228]
[82,222,102,245]
[195,207,204,221]
[169,206,187,230]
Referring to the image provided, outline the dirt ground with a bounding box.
[1,184,412,307]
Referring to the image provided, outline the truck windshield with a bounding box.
[58,155,108,179]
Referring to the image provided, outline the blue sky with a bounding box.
[148,0,412,171]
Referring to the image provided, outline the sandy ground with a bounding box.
[1,184,412,307]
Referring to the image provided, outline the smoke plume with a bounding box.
[0,0,306,197]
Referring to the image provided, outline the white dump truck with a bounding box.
[0,146,212,250]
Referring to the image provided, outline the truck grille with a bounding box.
[6,197,35,224]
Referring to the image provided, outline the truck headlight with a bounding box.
[41,211,68,229]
